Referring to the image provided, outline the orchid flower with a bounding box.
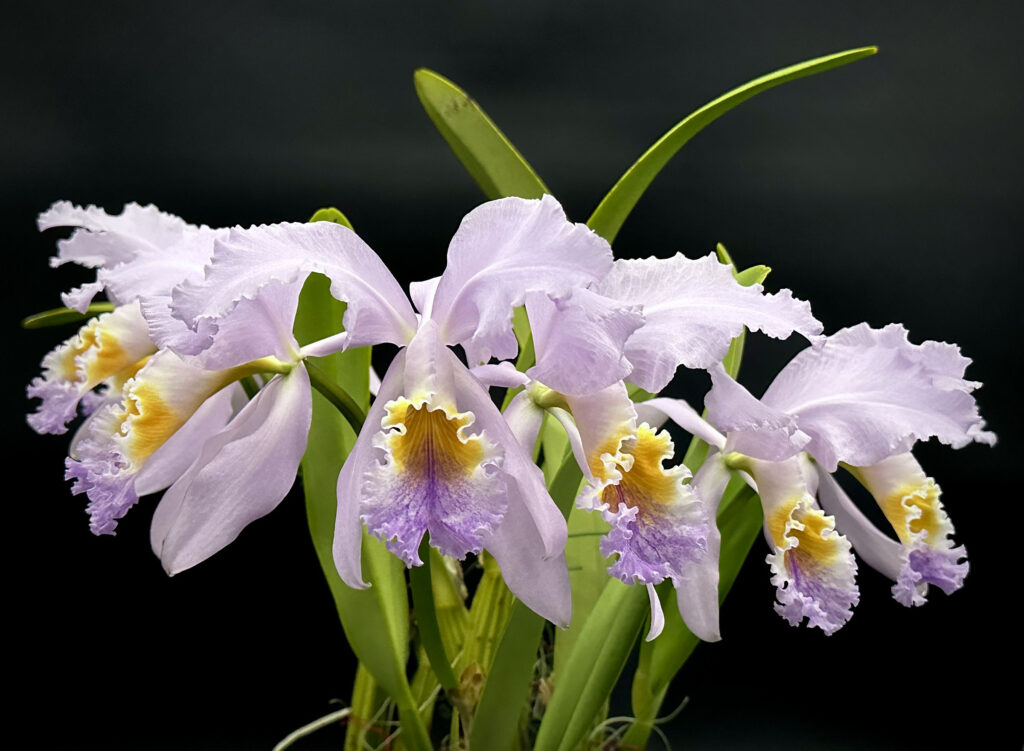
[475,252,822,640]
[28,202,226,435]
[643,322,998,633]
[168,195,610,625]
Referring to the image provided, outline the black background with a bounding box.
[3,2,1021,749]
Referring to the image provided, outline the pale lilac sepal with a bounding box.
[410,276,441,319]
[525,288,643,396]
[673,454,731,642]
[502,391,545,455]
[756,323,996,470]
[151,367,312,574]
[814,466,904,582]
[429,195,613,363]
[333,352,408,589]
[484,492,572,627]
[594,253,822,392]
[170,222,418,354]
[634,398,727,451]
[705,364,810,461]
[470,362,530,389]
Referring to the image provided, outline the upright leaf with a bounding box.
[587,46,877,243]
[295,215,430,750]
[414,68,550,200]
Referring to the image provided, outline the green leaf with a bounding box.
[295,267,431,751]
[587,46,877,243]
[468,456,582,749]
[414,69,550,200]
[309,206,354,228]
[409,537,459,692]
[553,504,611,676]
[620,484,763,748]
[533,579,649,751]
[21,302,116,329]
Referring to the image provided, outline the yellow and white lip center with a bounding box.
[768,496,847,569]
[600,425,687,515]
[51,304,158,392]
[878,479,948,547]
[381,398,488,482]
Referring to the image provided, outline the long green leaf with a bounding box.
[533,579,649,751]
[414,68,550,200]
[621,484,762,748]
[21,302,116,329]
[587,46,877,243]
[295,217,431,750]
[468,457,582,749]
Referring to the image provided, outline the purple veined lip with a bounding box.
[361,396,509,566]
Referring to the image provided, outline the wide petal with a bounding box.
[594,253,822,392]
[758,323,996,470]
[152,367,312,573]
[429,195,613,363]
[147,278,304,369]
[38,201,218,310]
[525,288,644,396]
[333,351,408,589]
[170,222,418,354]
[39,201,196,269]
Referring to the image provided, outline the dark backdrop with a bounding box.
[3,2,1020,749]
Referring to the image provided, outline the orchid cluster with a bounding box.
[25,50,994,750]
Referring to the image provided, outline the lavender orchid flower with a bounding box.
[169,195,610,625]
[28,202,227,435]
[475,252,821,640]
[645,322,997,633]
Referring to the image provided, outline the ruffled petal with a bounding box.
[361,327,510,565]
[594,253,822,392]
[169,222,418,353]
[38,201,218,309]
[758,323,996,470]
[525,288,644,396]
[750,457,859,634]
[39,201,196,269]
[429,195,612,363]
[333,351,408,589]
[848,453,968,606]
[147,278,304,369]
[598,426,710,589]
[27,301,155,434]
[150,367,312,574]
